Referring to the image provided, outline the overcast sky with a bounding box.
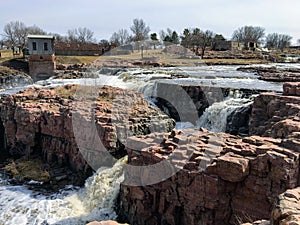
[1,0,300,44]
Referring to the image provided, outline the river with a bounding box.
[0,63,298,224]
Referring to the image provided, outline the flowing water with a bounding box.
[197,97,253,132]
[0,63,299,223]
[0,157,126,225]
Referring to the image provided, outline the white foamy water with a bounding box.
[198,98,253,132]
[0,157,127,225]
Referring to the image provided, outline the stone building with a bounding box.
[213,40,243,51]
[27,35,56,81]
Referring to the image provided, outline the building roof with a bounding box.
[27,35,55,39]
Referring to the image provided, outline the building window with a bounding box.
[32,42,37,51]
[44,42,48,51]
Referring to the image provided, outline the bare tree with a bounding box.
[110,29,130,46]
[199,30,214,57]
[48,33,67,42]
[2,21,27,48]
[130,18,150,42]
[232,25,265,47]
[26,25,47,35]
[265,33,292,51]
[67,27,96,44]
[181,28,214,57]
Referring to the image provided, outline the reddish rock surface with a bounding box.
[237,66,300,82]
[0,85,174,177]
[249,84,300,144]
[119,128,300,225]
[271,187,300,225]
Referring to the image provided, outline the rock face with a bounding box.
[119,128,300,225]
[237,66,300,82]
[249,83,300,142]
[271,187,300,225]
[0,85,174,178]
[0,66,33,90]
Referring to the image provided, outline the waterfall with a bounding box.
[0,157,127,225]
[198,98,253,133]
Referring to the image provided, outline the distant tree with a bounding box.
[212,34,226,50]
[110,29,130,46]
[298,39,300,46]
[232,25,265,48]
[26,25,47,35]
[67,27,96,44]
[181,28,214,57]
[2,21,27,49]
[99,39,109,45]
[150,33,159,49]
[160,28,179,45]
[150,33,158,41]
[181,28,192,47]
[48,33,67,42]
[266,33,292,51]
[130,18,150,42]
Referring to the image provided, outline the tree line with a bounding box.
[0,19,298,57]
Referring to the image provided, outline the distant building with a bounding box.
[213,40,243,51]
[27,35,56,81]
[54,41,111,56]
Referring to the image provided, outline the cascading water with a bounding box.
[0,157,127,225]
[197,98,253,133]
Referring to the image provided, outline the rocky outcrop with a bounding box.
[237,66,300,82]
[249,83,300,140]
[226,102,252,135]
[119,128,300,225]
[271,187,300,225]
[243,187,300,225]
[0,66,33,90]
[0,85,174,181]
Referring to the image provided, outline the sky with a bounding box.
[1,0,300,44]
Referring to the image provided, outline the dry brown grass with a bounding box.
[56,55,99,64]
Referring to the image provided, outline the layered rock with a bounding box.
[0,85,174,178]
[119,129,300,225]
[237,66,300,82]
[271,187,300,225]
[249,83,300,141]
[243,187,300,225]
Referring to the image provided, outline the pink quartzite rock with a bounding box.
[0,85,174,174]
[271,187,300,225]
[119,128,300,225]
[283,82,300,96]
